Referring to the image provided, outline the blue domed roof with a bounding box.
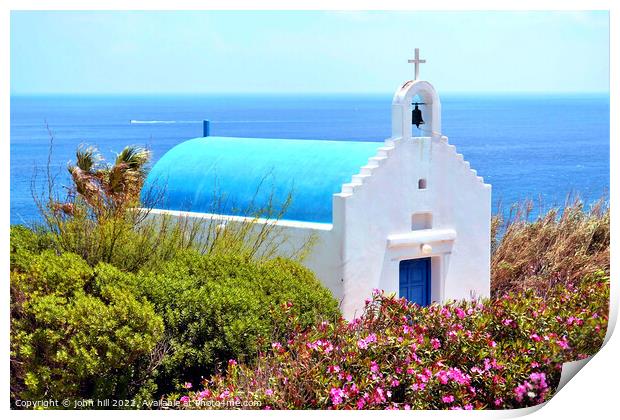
[143,136,381,223]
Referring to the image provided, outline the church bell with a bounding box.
[412,103,424,128]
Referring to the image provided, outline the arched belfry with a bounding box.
[391,49,442,139]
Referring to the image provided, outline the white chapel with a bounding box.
[143,50,492,319]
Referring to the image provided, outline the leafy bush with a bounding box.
[176,272,608,410]
[135,251,341,395]
[10,226,340,405]
[10,242,165,405]
[491,197,609,297]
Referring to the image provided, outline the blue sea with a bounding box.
[10,94,609,225]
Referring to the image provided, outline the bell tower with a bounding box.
[391,49,442,140]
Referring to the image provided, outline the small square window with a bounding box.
[412,212,432,230]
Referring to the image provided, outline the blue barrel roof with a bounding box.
[142,136,381,223]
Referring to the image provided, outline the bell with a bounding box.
[412,104,424,128]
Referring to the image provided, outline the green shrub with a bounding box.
[137,251,340,395]
[10,244,164,406]
[176,272,609,410]
[10,226,341,405]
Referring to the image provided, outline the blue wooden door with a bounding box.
[399,258,431,306]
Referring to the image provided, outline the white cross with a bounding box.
[408,48,426,80]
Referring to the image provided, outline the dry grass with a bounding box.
[491,196,609,298]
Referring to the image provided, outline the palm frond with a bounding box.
[115,146,151,175]
[73,144,102,173]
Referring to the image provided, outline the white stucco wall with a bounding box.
[334,135,491,319]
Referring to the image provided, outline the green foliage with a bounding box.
[178,272,609,410]
[10,232,165,405]
[10,226,340,406]
[137,251,340,395]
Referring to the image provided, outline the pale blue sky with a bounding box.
[11,11,609,95]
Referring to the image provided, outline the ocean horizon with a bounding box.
[10,93,609,225]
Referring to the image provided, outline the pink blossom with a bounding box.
[514,383,529,402]
[183,382,192,389]
[328,365,341,374]
[431,338,441,349]
[530,333,542,342]
[436,370,449,384]
[330,387,345,405]
[442,395,455,403]
[180,396,190,404]
[557,337,570,350]
[370,361,379,373]
[228,359,237,366]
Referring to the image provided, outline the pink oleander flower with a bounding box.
[328,365,341,374]
[330,387,345,405]
[199,390,211,399]
[265,388,273,396]
[374,387,386,403]
[431,338,441,349]
[436,370,449,384]
[455,307,466,319]
[271,342,283,351]
[530,333,541,342]
[183,382,192,389]
[370,361,379,373]
[228,359,238,366]
[464,404,473,410]
[514,383,529,402]
[557,337,570,350]
[442,395,455,403]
